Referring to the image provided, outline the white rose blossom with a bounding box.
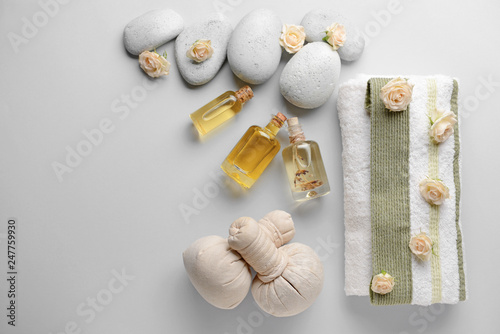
[371,271,395,295]
[324,23,346,50]
[419,178,450,206]
[279,24,306,54]
[429,110,457,144]
[186,39,214,63]
[380,77,414,112]
[409,232,433,261]
[138,50,170,78]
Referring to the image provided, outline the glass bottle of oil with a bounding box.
[190,86,254,136]
[221,113,287,189]
[282,117,330,201]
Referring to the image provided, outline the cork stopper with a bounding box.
[234,86,254,103]
[287,117,299,127]
[287,117,306,143]
[271,112,287,127]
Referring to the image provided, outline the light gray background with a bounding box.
[1,0,499,333]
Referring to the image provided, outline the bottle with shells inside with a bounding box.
[282,117,330,201]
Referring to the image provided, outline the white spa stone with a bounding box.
[280,42,341,109]
[175,13,233,86]
[227,9,282,85]
[124,9,184,56]
[300,8,365,62]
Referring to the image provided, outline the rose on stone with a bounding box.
[371,271,395,295]
[419,178,450,206]
[186,39,214,63]
[409,232,433,261]
[380,77,414,112]
[279,24,306,54]
[324,23,346,51]
[138,50,170,78]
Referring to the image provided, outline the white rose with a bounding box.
[371,272,395,295]
[325,23,346,50]
[186,39,214,63]
[430,111,457,143]
[138,51,170,78]
[409,233,433,261]
[279,24,306,54]
[419,178,450,206]
[380,77,414,112]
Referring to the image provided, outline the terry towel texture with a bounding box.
[338,75,467,306]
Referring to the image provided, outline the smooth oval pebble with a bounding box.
[280,42,341,109]
[300,8,364,62]
[124,9,184,56]
[175,13,233,86]
[227,9,282,85]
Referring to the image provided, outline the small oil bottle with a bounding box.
[190,86,254,136]
[221,113,287,189]
[282,117,330,201]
